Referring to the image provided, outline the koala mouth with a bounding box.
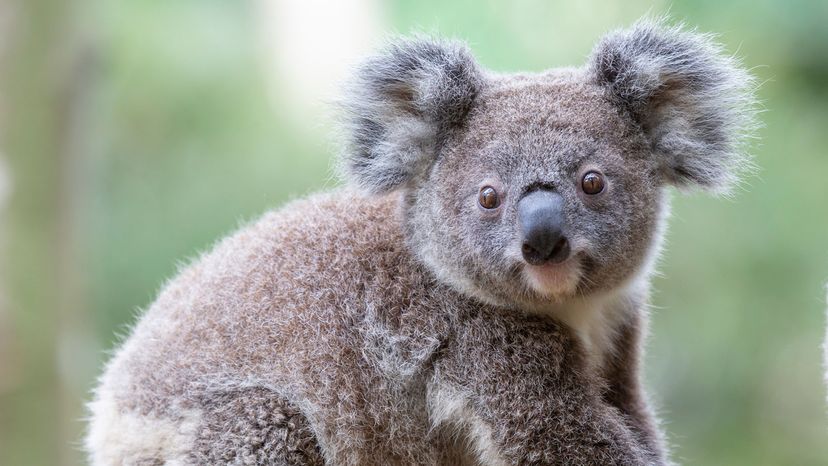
[521,256,582,297]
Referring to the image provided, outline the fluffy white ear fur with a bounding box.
[339,37,483,193]
[590,18,758,193]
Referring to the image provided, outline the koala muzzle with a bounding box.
[518,190,570,266]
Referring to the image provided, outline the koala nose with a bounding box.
[517,190,571,266]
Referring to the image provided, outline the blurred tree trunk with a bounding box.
[0,0,13,449]
[0,0,98,464]
[0,0,15,441]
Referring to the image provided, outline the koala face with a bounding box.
[404,75,664,308]
[341,20,755,310]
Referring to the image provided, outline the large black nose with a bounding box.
[517,190,570,265]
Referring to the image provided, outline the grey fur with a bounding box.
[189,388,324,465]
[87,19,757,466]
[339,36,483,193]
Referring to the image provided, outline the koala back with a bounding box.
[87,191,487,464]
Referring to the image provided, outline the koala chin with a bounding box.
[86,18,757,466]
[521,259,582,297]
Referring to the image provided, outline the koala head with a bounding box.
[340,19,756,311]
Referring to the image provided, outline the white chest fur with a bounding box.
[551,279,648,373]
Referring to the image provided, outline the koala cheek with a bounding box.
[564,234,591,254]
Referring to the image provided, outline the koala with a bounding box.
[86,19,756,466]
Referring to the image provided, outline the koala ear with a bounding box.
[589,19,758,192]
[339,37,483,193]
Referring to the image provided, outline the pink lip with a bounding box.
[526,262,571,278]
[522,256,580,294]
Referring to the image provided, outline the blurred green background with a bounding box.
[1,0,827,464]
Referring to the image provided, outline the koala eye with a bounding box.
[478,186,500,209]
[581,171,605,195]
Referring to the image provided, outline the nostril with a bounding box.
[548,237,570,264]
[521,241,544,265]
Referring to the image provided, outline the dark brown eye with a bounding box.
[581,171,605,195]
[478,186,500,209]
